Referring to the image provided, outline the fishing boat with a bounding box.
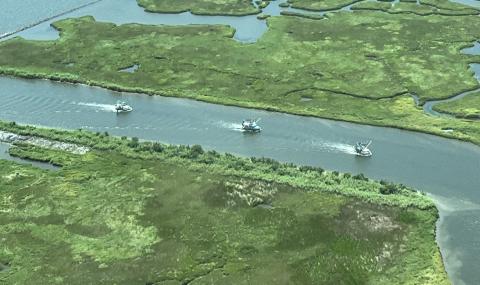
[354,140,372,157]
[114,101,133,113]
[242,118,262,132]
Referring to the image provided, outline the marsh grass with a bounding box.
[351,0,480,15]
[0,14,479,145]
[0,123,448,284]
[433,90,480,119]
[0,121,434,209]
[137,0,259,15]
[287,0,362,11]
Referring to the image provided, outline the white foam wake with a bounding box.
[77,102,116,112]
[311,141,357,155]
[216,121,244,132]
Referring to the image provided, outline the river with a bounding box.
[0,0,479,284]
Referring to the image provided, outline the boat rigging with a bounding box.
[114,101,133,113]
[354,140,372,157]
[242,118,262,132]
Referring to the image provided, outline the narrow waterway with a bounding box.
[0,0,479,284]
[0,76,479,284]
[0,141,59,171]
[423,43,480,119]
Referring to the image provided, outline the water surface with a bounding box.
[1,0,480,284]
[0,76,479,284]
[0,0,95,36]
[5,0,273,43]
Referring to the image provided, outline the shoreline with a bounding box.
[0,120,436,210]
[0,69,479,148]
[0,120,450,284]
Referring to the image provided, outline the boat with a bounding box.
[242,118,262,132]
[354,140,372,157]
[114,101,133,113]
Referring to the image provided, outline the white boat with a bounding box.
[114,101,133,113]
[242,118,262,132]
[354,140,372,157]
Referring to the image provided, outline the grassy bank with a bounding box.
[0,13,479,145]
[351,1,480,16]
[0,121,434,209]
[137,0,260,15]
[289,0,479,13]
[287,0,362,11]
[433,90,480,120]
[0,122,448,284]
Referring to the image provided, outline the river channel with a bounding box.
[0,0,479,284]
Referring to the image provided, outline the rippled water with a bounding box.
[0,0,480,284]
[0,76,479,284]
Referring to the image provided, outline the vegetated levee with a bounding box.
[287,0,363,11]
[0,121,448,284]
[290,0,480,13]
[0,11,480,145]
[137,0,260,15]
[350,0,480,16]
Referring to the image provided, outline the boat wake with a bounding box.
[77,102,117,112]
[216,121,244,132]
[312,141,358,155]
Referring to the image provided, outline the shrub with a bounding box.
[127,137,139,148]
[353,173,368,181]
[380,183,400,195]
[207,150,220,158]
[189,144,204,158]
[230,159,246,170]
[299,165,316,172]
[152,142,164,153]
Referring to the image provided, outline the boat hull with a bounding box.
[355,149,372,157]
[242,127,261,132]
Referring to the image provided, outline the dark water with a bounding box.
[0,141,59,171]
[0,0,480,284]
